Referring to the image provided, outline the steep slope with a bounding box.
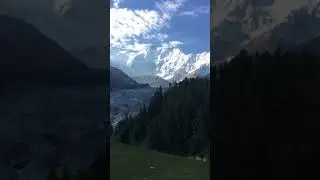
[293,36,320,56]
[244,5,320,53]
[0,15,87,73]
[0,0,108,50]
[69,45,107,69]
[187,64,210,79]
[211,0,320,62]
[131,75,170,88]
[0,15,110,87]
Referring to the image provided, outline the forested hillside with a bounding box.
[213,48,320,180]
[114,78,210,157]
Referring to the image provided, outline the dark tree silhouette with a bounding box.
[213,48,320,180]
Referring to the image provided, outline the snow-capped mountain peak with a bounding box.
[111,45,210,82]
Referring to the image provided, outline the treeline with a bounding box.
[212,48,320,180]
[114,78,210,157]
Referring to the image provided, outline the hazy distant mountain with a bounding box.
[131,75,170,88]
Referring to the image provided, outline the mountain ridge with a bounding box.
[0,15,88,73]
[111,46,210,82]
[110,67,150,91]
[211,0,320,63]
[131,75,170,88]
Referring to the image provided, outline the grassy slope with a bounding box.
[110,142,209,180]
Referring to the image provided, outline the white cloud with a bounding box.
[169,40,183,47]
[123,42,151,53]
[110,0,192,67]
[143,33,168,42]
[112,0,123,8]
[109,0,210,81]
[179,6,210,17]
[157,40,183,51]
[156,0,186,20]
[110,0,187,52]
[110,8,164,49]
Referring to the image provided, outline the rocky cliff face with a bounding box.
[211,0,320,62]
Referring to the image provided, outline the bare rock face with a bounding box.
[211,0,320,63]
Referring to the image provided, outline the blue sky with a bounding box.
[110,0,210,61]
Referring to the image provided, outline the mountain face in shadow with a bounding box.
[0,15,111,87]
[0,15,107,180]
[244,6,320,54]
[69,45,149,90]
[0,15,88,73]
[211,0,320,62]
[69,45,107,69]
[110,67,149,91]
[292,35,320,56]
[131,75,170,88]
[0,0,108,50]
